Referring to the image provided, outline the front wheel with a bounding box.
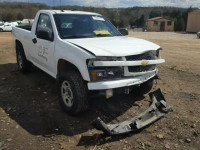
[58,71,88,115]
[0,28,3,32]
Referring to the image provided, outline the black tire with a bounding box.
[0,28,3,32]
[16,45,32,73]
[58,71,88,115]
[133,79,154,96]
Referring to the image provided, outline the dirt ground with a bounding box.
[0,31,200,150]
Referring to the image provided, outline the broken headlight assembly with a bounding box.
[87,57,123,81]
[89,67,123,81]
[156,48,162,59]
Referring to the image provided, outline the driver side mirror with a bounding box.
[119,28,128,36]
[37,30,54,41]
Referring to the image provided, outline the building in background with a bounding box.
[186,9,200,33]
[146,17,174,32]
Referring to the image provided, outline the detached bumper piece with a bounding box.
[92,89,170,135]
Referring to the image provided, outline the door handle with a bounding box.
[32,38,37,44]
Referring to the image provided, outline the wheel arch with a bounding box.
[57,59,88,82]
[15,40,23,53]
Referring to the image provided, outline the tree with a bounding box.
[1,13,6,22]
[149,11,161,18]
[17,13,24,20]
[1,13,14,22]
[139,14,145,27]
[170,10,182,19]
[7,13,14,21]
[129,16,136,27]
[118,20,124,28]
[175,18,185,31]
[135,14,145,27]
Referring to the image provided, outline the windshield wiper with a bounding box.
[63,34,113,39]
[63,35,81,39]
[63,34,96,39]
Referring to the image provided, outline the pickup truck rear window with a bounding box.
[53,14,121,39]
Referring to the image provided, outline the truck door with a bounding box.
[32,13,55,75]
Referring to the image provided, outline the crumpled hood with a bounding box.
[65,36,160,56]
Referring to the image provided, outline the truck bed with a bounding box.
[16,25,32,31]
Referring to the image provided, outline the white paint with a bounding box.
[12,10,165,90]
[66,36,160,56]
[93,59,165,67]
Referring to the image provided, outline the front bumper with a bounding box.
[92,89,171,135]
[88,70,157,90]
[88,55,164,90]
[93,59,165,67]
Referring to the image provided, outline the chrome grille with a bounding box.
[128,65,156,72]
[126,51,157,73]
[126,51,157,61]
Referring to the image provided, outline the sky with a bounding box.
[1,0,200,8]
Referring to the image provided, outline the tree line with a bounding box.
[0,2,197,31]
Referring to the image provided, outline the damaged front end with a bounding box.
[92,89,171,135]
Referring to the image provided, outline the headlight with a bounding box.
[89,67,123,81]
[87,56,123,67]
[87,57,123,81]
[156,48,162,58]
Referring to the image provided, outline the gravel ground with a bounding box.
[0,31,200,150]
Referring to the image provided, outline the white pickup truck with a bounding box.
[12,10,165,115]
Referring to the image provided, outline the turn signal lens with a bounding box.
[91,71,97,81]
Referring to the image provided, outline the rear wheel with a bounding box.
[16,46,32,73]
[0,28,3,32]
[58,71,88,115]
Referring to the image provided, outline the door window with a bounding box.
[36,14,54,41]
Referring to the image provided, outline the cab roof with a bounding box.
[41,10,101,16]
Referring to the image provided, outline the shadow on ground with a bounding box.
[0,63,145,138]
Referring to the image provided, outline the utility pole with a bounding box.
[52,0,54,9]
[0,0,2,21]
[27,0,31,25]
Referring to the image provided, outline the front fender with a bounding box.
[54,39,96,81]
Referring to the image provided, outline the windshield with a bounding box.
[53,14,122,39]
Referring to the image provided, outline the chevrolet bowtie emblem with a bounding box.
[141,61,149,66]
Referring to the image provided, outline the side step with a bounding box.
[92,89,171,135]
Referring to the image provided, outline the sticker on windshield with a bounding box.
[94,30,110,35]
[92,16,105,21]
